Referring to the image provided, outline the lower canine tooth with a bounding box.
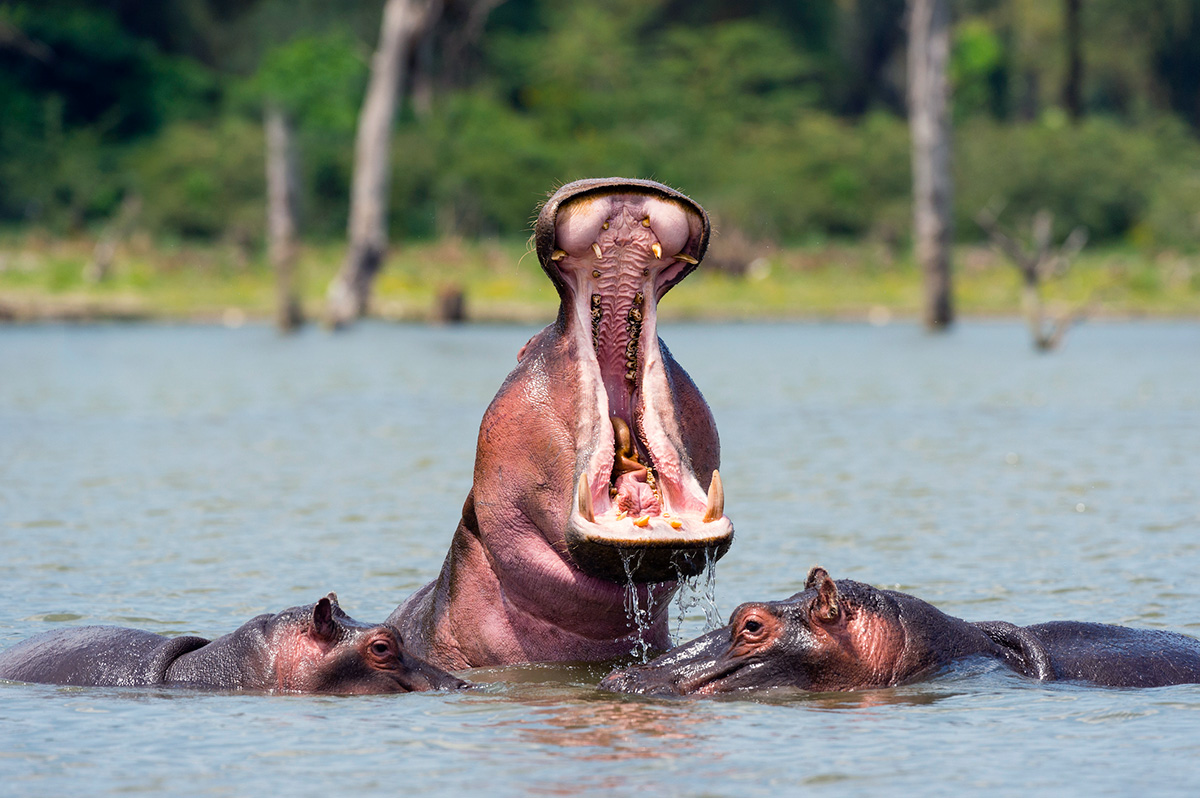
[577,473,594,523]
[702,469,724,523]
[634,516,650,528]
[674,253,699,265]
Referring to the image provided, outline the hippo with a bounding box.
[0,594,466,693]
[600,566,1200,695]
[389,178,734,670]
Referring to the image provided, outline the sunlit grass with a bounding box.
[1,232,1198,323]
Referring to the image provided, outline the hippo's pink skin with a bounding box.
[601,566,1200,695]
[0,594,466,693]
[389,179,734,670]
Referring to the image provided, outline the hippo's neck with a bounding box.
[391,520,674,671]
[165,616,274,689]
[889,594,1004,683]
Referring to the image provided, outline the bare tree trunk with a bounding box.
[908,0,954,330]
[977,204,1088,351]
[325,0,443,328]
[266,103,303,333]
[1063,0,1083,120]
[84,192,141,284]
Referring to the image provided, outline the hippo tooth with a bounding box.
[641,216,651,227]
[592,242,603,259]
[674,253,699,265]
[702,470,724,523]
[551,249,567,261]
[634,515,650,528]
[578,472,594,523]
[651,242,663,259]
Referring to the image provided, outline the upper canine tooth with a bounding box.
[674,253,699,265]
[577,473,594,523]
[551,249,567,261]
[651,242,662,259]
[592,243,602,259]
[702,469,724,523]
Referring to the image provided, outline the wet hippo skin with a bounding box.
[601,566,1200,695]
[0,594,466,693]
[389,178,734,670]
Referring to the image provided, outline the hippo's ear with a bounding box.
[809,569,841,624]
[805,566,831,591]
[310,597,340,645]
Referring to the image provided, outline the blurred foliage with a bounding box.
[2,0,1200,252]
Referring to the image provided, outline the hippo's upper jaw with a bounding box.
[535,178,734,583]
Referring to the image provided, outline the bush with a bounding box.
[129,119,265,240]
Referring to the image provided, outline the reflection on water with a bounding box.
[2,322,1200,797]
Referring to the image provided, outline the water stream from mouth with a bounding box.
[619,547,723,660]
[619,549,656,662]
[671,546,721,644]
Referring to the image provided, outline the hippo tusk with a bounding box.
[673,253,699,265]
[651,242,663,259]
[551,249,567,261]
[578,472,595,523]
[702,470,724,523]
[592,242,603,259]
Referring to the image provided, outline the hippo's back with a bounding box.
[0,626,208,687]
[1029,621,1200,688]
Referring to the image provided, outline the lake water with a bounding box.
[1,320,1198,797]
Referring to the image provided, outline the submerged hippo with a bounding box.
[0,594,466,693]
[390,178,734,670]
[601,566,1200,695]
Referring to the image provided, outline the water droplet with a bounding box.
[670,547,721,645]
[1075,502,1086,513]
[1005,452,1019,465]
[620,549,655,663]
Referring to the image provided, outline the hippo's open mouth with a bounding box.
[534,179,734,584]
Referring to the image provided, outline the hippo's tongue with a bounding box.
[536,179,733,583]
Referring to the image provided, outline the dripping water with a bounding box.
[620,549,656,663]
[670,546,721,645]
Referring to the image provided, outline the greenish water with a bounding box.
[1,321,1198,797]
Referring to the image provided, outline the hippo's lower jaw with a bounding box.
[598,625,750,696]
[565,471,732,583]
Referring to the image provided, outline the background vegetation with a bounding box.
[2,0,1199,319]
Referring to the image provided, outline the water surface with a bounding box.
[1,321,1198,796]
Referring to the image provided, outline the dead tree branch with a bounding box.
[976,202,1088,351]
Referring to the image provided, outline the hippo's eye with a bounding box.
[737,611,772,643]
[370,639,394,657]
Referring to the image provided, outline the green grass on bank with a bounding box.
[1,233,1199,323]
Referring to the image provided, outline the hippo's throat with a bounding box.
[545,188,732,583]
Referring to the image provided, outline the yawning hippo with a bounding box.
[389,178,734,670]
[0,594,466,693]
[600,566,1200,695]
